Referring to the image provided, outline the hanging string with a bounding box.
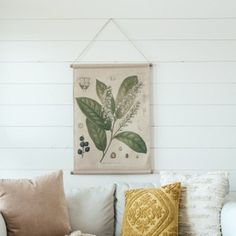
[111,18,151,64]
[71,18,151,66]
[71,18,112,65]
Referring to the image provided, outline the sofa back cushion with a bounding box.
[67,185,115,236]
[0,171,71,236]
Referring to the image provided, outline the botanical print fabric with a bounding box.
[72,64,152,173]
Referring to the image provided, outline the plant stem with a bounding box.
[99,119,116,163]
[100,136,113,163]
[113,126,122,137]
[99,110,135,162]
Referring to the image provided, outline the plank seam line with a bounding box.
[1,60,236,63]
[2,82,236,85]
[1,104,236,106]
[2,39,236,42]
[0,147,236,150]
[1,125,236,128]
[1,17,236,20]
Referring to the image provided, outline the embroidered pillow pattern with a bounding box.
[121,182,181,236]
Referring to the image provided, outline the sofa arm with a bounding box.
[221,201,236,236]
[0,213,7,236]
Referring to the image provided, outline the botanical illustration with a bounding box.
[72,64,151,174]
[76,76,147,163]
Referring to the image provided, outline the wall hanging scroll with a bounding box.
[71,18,153,174]
[72,64,152,174]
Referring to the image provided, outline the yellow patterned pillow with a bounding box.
[121,182,181,236]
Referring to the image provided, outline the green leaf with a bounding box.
[96,79,107,101]
[114,131,147,153]
[115,76,138,105]
[96,79,115,114]
[76,97,111,130]
[115,75,138,119]
[86,119,107,151]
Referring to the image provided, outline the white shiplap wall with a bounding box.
[1,0,236,192]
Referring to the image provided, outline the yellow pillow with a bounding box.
[121,182,181,236]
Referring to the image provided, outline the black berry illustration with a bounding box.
[80,142,85,147]
[78,136,90,158]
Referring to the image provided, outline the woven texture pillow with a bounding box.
[160,172,229,236]
[0,171,71,236]
[121,182,181,236]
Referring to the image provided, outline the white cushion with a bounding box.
[67,185,115,236]
[160,171,229,236]
[115,182,158,236]
[0,213,7,236]
[221,198,236,236]
[66,230,96,236]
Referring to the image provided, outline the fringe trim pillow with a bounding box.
[160,171,229,236]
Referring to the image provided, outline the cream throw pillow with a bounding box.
[160,171,229,236]
[0,170,71,236]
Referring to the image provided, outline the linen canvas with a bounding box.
[72,64,152,174]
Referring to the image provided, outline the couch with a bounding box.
[0,185,235,236]
[221,198,236,236]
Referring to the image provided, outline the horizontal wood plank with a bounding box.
[0,126,236,148]
[0,149,73,169]
[1,19,236,40]
[0,105,73,126]
[1,105,236,127]
[156,62,236,83]
[0,63,73,83]
[1,41,236,62]
[0,0,235,18]
[1,148,236,170]
[0,127,73,148]
[153,83,236,105]
[1,62,236,84]
[0,84,236,105]
[155,126,236,148]
[154,148,236,170]
[154,105,236,126]
[0,84,73,105]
